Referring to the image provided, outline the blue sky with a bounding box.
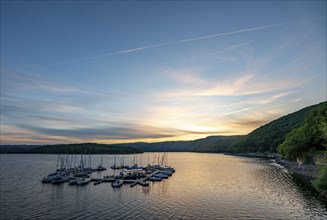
[1,1,326,144]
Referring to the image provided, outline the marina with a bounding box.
[41,153,175,189]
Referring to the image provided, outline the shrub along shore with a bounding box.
[275,155,327,199]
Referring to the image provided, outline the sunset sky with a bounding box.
[1,1,326,144]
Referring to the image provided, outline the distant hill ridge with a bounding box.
[0,143,143,154]
[1,101,325,154]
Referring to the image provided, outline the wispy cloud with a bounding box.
[158,73,255,98]
[1,70,136,101]
[212,41,253,56]
[69,42,172,63]
[180,16,325,43]
[229,117,273,129]
[257,92,294,105]
[162,68,207,85]
[158,67,313,99]
[291,98,302,103]
[220,107,255,117]
[1,71,78,94]
[61,16,325,64]
[2,117,229,144]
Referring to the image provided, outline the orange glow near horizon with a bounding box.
[1,2,325,145]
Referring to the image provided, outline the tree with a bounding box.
[278,102,327,160]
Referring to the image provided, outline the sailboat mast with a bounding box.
[140,155,143,167]
[147,152,150,165]
[56,154,60,171]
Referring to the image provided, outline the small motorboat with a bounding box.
[147,176,162,181]
[158,171,172,176]
[154,173,169,179]
[77,176,92,185]
[42,174,59,183]
[111,179,124,188]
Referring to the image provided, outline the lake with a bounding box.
[0,153,326,219]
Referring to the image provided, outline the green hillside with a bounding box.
[127,136,244,153]
[191,136,244,153]
[229,103,322,153]
[278,102,327,160]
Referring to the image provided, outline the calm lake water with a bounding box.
[0,153,326,219]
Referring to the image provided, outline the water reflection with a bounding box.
[0,153,326,219]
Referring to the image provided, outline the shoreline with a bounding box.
[274,155,327,200]
[274,155,318,179]
[226,152,278,159]
[225,152,317,178]
[275,155,327,200]
[230,152,327,200]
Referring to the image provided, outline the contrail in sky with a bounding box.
[65,16,325,64]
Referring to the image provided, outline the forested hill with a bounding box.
[228,102,324,153]
[0,143,143,154]
[278,102,327,160]
[129,135,244,152]
[190,136,244,152]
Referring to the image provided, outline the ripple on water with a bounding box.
[0,153,326,220]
